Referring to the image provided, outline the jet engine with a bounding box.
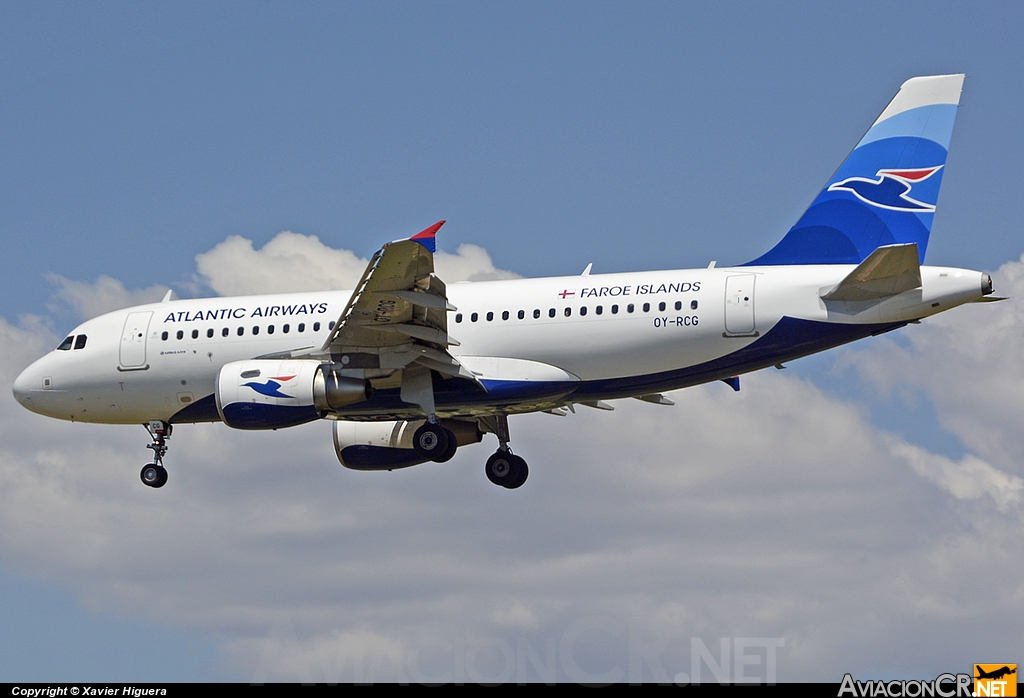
[216,359,371,430]
[333,418,483,470]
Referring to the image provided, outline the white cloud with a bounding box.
[836,255,1024,475]
[435,244,520,283]
[45,274,169,321]
[195,232,518,296]
[195,232,369,296]
[3,247,1023,682]
[889,439,1023,512]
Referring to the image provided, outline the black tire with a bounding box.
[140,463,167,488]
[413,423,450,460]
[505,455,528,489]
[485,451,521,488]
[433,428,458,463]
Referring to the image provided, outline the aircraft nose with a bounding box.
[12,366,32,407]
[12,362,43,412]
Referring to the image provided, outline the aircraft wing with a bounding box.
[317,221,479,383]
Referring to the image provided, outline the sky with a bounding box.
[2,0,1023,683]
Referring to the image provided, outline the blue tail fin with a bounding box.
[746,74,965,266]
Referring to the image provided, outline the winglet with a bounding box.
[409,220,445,253]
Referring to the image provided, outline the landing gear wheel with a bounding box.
[433,428,458,463]
[140,463,168,488]
[486,451,528,489]
[413,423,450,461]
[507,455,528,489]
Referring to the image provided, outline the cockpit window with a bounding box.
[57,336,74,351]
[73,335,87,350]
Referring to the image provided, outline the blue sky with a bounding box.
[2,1,1023,682]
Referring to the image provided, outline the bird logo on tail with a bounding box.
[828,166,943,212]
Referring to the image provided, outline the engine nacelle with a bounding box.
[216,359,371,430]
[333,419,483,470]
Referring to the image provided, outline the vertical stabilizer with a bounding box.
[746,74,964,266]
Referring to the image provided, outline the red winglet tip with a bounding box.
[412,220,445,239]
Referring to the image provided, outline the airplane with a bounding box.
[12,74,1000,491]
[975,666,1016,681]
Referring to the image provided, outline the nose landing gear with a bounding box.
[140,420,171,489]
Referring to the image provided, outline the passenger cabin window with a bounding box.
[283,324,290,333]
[486,312,494,322]
[596,306,603,315]
[517,310,525,320]
[57,336,74,351]
[455,313,463,323]
[252,326,259,336]
[192,329,199,339]
[73,335,87,350]
[659,302,666,311]
[580,306,587,316]
[161,331,168,341]
[675,301,682,311]
[268,325,275,335]
[611,305,619,314]
[548,308,556,318]
[313,322,321,331]
[237,327,244,336]
[691,300,698,310]
[471,313,478,322]
[328,321,335,330]
[627,304,634,313]
[642,303,650,312]
[207,329,214,338]
[176,330,184,340]
[533,309,540,319]
[502,310,509,321]
[564,307,571,317]
[298,323,306,332]
[222,328,229,337]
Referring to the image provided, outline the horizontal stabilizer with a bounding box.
[821,243,921,302]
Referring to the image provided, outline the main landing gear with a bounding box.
[412,421,458,463]
[483,415,528,490]
[485,450,528,489]
[140,420,171,489]
[412,415,529,489]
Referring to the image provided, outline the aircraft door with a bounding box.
[724,274,757,336]
[119,311,152,369]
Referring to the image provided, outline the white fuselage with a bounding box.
[12,263,987,425]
